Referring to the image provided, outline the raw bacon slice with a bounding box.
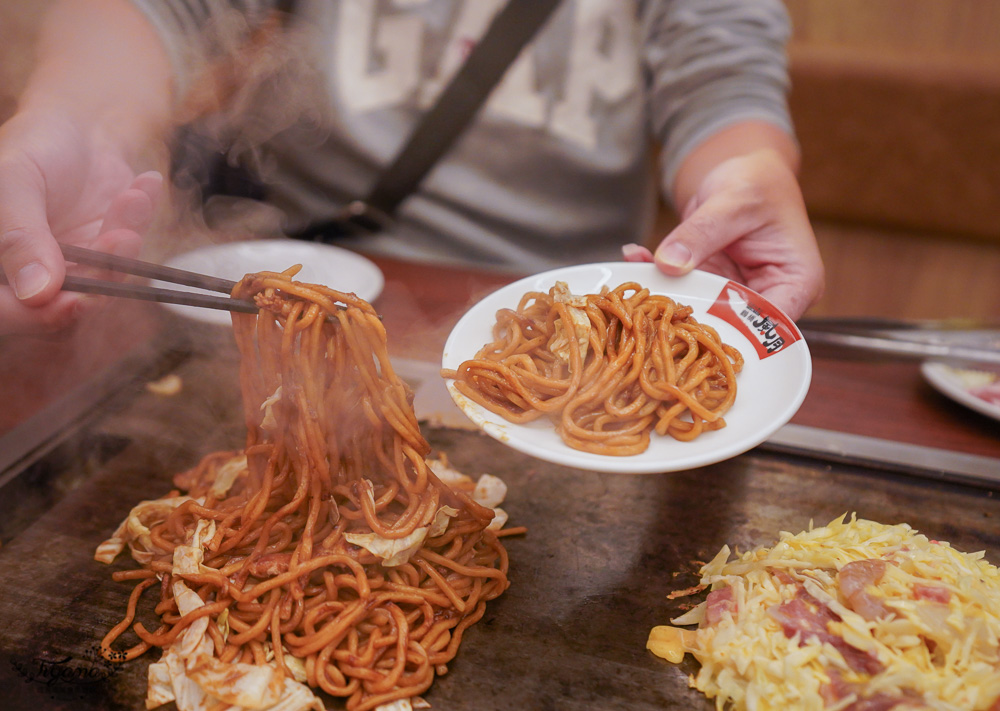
[703,586,735,627]
[822,668,928,711]
[912,583,950,604]
[769,590,884,675]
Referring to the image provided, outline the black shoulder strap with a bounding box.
[304,0,563,237]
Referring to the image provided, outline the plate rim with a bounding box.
[441,262,812,474]
[156,239,385,324]
[921,361,1000,423]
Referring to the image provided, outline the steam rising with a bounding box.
[0,4,323,447]
[0,1,47,124]
[161,6,328,255]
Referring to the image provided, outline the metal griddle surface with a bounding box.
[1,340,999,711]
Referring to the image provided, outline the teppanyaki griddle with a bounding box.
[1,334,999,711]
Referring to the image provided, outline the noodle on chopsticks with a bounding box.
[96,267,510,711]
[443,281,743,456]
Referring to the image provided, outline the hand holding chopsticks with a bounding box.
[0,244,259,315]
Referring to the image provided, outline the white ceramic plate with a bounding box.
[442,263,812,474]
[921,361,1000,422]
[154,240,384,325]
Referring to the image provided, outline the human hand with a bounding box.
[624,148,824,321]
[0,110,163,335]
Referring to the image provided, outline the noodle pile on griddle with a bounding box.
[444,281,742,456]
[96,268,510,711]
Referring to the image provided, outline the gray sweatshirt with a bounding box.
[133,0,793,272]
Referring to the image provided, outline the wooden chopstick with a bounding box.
[59,243,349,316]
[60,243,238,294]
[59,274,260,313]
[0,244,259,314]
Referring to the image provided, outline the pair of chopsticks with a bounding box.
[798,316,1000,366]
[0,244,258,314]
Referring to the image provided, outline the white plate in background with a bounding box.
[442,263,812,474]
[921,361,1000,422]
[154,240,384,325]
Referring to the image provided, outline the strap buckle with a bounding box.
[301,200,395,241]
[333,200,395,235]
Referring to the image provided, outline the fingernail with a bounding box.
[13,262,51,299]
[621,243,650,261]
[72,294,98,319]
[122,199,151,229]
[655,242,693,269]
[110,239,140,259]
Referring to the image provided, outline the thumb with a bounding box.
[652,239,696,276]
[652,194,743,277]
[0,176,66,306]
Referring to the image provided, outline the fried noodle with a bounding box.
[443,281,743,455]
[98,267,510,711]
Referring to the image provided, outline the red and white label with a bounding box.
[707,281,801,359]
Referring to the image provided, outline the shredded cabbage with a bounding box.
[647,514,1000,710]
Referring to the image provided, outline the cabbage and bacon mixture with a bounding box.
[647,515,1000,710]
